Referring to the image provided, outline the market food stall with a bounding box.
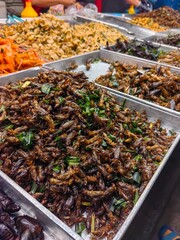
[0,6,179,240]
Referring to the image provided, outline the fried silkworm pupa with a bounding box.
[0,223,16,240]
[0,190,21,213]
[15,215,44,240]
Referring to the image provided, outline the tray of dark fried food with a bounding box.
[42,49,180,115]
[144,33,180,48]
[105,39,180,67]
[0,172,79,240]
[0,187,44,240]
[95,61,180,112]
[0,69,179,240]
[117,136,180,240]
[134,6,180,28]
[154,34,180,47]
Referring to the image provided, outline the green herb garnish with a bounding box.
[66,156,80,166]
[133,172,141,184]
[41,83,52,94]
[52,165,61,173]
[16,131,34,149]
[75,222,86,236]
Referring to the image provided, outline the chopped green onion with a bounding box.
[129,88,135,95]
[144,137,151,141]
[133,190,139,205]
[16,131,34,149]
[169,129,176,136]
[102,140,107,147]
[108,134,116,142]
[111,197,126,212]
[124,149,136,153]
[121,99,126,110]
[39,185,46,193]
[160,95,165,101]
[154,161,161,166]
[114,198,126,209]
[121,176,133,184]
[91,214,95,233]
[53,165,61,173]
[44,99,50,104]
[54,136,65,149]
[58,97,65,104]
[92,58,100,63]
[5,124,14,130]
[133,172,141,184]
[41,83,52,94]
[112,81,119,88]
[66,156,80,166]
[130,127,143,134]
[81,202,92,206]
[123,123,128,129]
[0,160,3,165]
[132,121,138,128]
[21,81,31,88]
[75,222,86,236]
[0,105,5,112]
[134,155,142,161]
[31,181,38,194]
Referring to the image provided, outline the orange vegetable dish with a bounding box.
[0,37,44,76]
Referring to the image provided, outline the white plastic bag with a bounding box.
[65,3,98,17]
[77,3,98,17]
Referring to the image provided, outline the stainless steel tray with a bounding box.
[162,29,180,35]
[0,67,41,85]
[75,15,156,39]
[1,50,179,116]
[43,50,180,117]
[118,135,180,240]
[75,15,135,37]
[0,58,180,239]
[102,39,180,69]
[143,32,180,48]
[0,171,82,240]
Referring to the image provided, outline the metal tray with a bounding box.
[143,32,180,48]
[0,171,81,240]
[0,58,180,239]
[75,15,156,39]
[0,13,129,80]
[0,67,41,85]
[102,38,180,69]
[118,135,180,240]
[43,50,180,117]
[113,15,180,34]
[162,29,180,35]
[75,15,135,37]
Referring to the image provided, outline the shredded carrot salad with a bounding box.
[0,37,44,76]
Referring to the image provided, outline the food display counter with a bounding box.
[0,8,180,240]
